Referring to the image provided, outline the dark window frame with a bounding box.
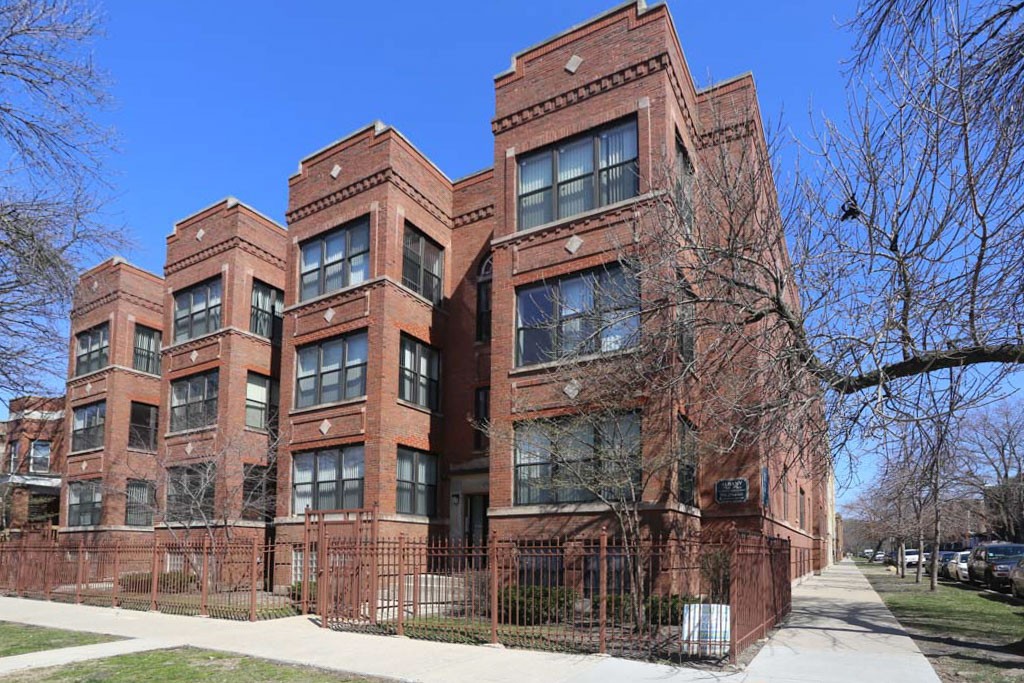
[132,324,162,375]
[678,416,697,507]
[245,372,279,431]
[169,370,219,433]
[396,447,438,517]
[299,216,370,302]
[473,387,490,451]
[75,323,109,376]
[514,412,641,506]
[68,480,102,527]
[294,330,367,410]
[515,262,639,367]
[398,335,440,411]
[128,402,159,451]
[173,277,222,343]
[291,445,365,513]
[71,401,106,452]
[250,279,284,342]
[125,479,155,526]
[516,118,639,231]
[476,255,492,342]
[402,224,444,305]
[166,463,216,523]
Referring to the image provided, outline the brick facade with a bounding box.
[57,1,833,576]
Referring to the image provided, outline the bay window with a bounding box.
[169,370,218,432]
[75,323,109,376]
[292,445,364,513]
[72,401,105,452]
[173,278,222,342]
[299,216,370,301]
[396,447,437,517]
[295,331,367,409]
[399,335,440,411]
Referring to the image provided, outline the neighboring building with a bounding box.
[59,1,834,575]
[0,396,65,535]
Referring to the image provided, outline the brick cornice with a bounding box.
[696,119,755,150]
[492,53,671,135]
[71,290,162,318]
[286,168,452,227]
[163,235,286,276]
[454,204,495,228]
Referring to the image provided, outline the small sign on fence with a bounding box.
[715,478,748,503]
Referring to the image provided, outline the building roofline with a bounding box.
[79,256,163,282]
[493,0,660,80]
[169,196,286,238]
[290,120,453,186]
[451,166,493,186]
[696,70,756,95]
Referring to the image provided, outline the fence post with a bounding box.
[729,529,739,664]
[112,542,120,608]
[301,507,310,615]
[599,527,608,655]
[317,515,328,629]
[150,540,159,611]
[369,503,379,625]
[489,531,498,645]
[249,536,259,622]
[75,539,85,604]
[200,536,209,617]
[42,544,51,601]
[396,534,406,637]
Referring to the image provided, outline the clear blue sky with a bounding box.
[92,0,868,498]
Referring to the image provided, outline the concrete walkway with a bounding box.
[0,561,939,682]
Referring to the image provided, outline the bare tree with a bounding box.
[957,400,1024,542]
[0,0,121,400]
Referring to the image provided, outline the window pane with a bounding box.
[397,450,414,480]
[518,284,553,327]
[600,122,638,167]
[519,153,552,194]
[346,334,367,366]
[300,241,321,272]
[518,188,553,230]
[293,454,314,484]
[343,447,364,479]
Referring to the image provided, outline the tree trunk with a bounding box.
[915,525,924,584]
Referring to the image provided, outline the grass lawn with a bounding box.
[0,646,386,682]
[0,622,120,658]
[859,562,1024,683]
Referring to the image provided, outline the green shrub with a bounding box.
[590,593,702,625]
[118,571,197,594]
[288,580,316,602]
[497,586,577,625]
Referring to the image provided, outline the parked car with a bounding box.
[863,549,875,559]
[873,551,886,562]
[936,551,958,579]
[1009,558,1024,599]
[967,543,1024,589]
[948,551,971,582]
[904,549,921,568]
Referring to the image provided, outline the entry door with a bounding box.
[463,494,489,547]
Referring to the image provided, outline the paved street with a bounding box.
[0,561,939,682]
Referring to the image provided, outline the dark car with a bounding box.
[967,544,1024,589]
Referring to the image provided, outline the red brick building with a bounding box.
[0,396,64,535]
[60,1,834,575]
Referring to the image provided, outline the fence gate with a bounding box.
[301,506,378,626]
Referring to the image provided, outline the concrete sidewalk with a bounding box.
[742,560,940,682]
[0,561,939,682]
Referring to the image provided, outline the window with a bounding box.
[173,278,222,342]
[133,325,161,375]
[396,447,437,517]
[474,387,490,451]
[516,263,639,366]
[675,137,695,236]
[6,441,18,473]
[28,440,51,474]
[166,463,216,522]
[782,475,790,520]
[402,224,444,304]
[242,465,274,522]
[299,217,370,301]
[514,413,640,505]
[125,480,155,526]
[295,331,367,409]
[128,402,158,451]
[169,370,219,432]
[75,323,109,376]
[250,280,284,342]
[678,417,697,507]
[517,119,638,231]
[399,335,440,411]
[68,480,102,526]
[762,467,771,509]
[476,255,492,342]
[72,401,105,452]
[799,488,806,529]
[292,445,364,513]
[246,373,279,430]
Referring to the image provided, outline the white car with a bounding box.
[904,549,921,567]
[951,551,971,581]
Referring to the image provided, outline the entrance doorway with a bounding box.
[463,494,488,546]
